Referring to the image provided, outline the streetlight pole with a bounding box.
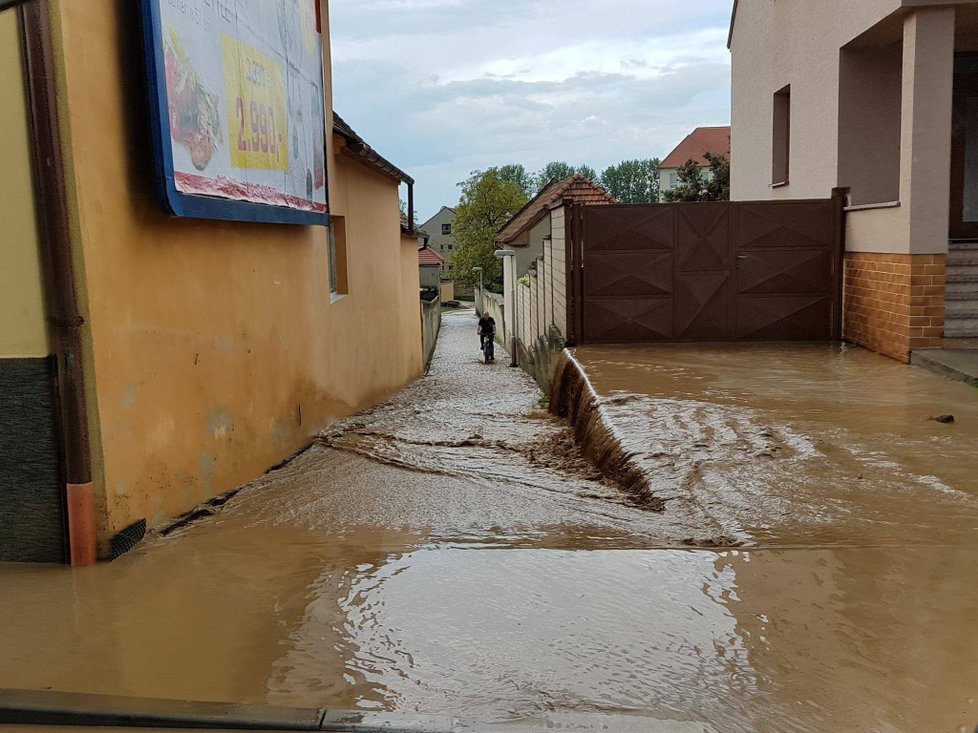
[494,249,518,368]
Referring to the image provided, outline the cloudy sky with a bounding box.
[328,0,734,221]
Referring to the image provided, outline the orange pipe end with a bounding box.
[67,482,97,567]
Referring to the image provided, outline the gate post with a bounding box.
[572,203,585,345]
[831,186,850,341]
[563,201,581,345]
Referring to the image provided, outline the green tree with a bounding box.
[702,152,730,201]
[497,164,534,199]
[662,152,730,202]
[577,164,599,183]
[532,162,598,193]
[453,168,529,291]
[600,158,661,203]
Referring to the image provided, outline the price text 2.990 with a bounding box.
[235,97,282,157]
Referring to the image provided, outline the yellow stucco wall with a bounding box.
[0,10,49,358]
[53,0,421,553]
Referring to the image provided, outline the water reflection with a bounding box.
[264,544,978,731]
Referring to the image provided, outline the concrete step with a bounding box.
[948,250,978,266]
[910,349,978,387]
[949,240,978,251]
[946,301,978,318]
[946,281,978,296]
[944,283,978,300]
[946,318,978,338]
[947,269,978,283]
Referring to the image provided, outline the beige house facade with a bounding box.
[730,0,978,360]
[419,207,457,278]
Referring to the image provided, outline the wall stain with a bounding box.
[199,452,218,495]
[206,409,234,442]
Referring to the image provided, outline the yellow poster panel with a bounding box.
[222,35,289,171]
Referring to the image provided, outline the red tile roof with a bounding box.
[660,126,731,169]
[496,174,617,244]
[418,246,445,267]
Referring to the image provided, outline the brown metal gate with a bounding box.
[566,197,844,344]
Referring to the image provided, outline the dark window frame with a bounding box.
[772,85,791,186]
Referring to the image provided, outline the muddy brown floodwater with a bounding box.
[2,313,978,732]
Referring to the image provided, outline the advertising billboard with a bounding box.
[141,0,328,225]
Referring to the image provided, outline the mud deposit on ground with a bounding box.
[2,315,978,732]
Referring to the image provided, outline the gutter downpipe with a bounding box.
[407,181,415,236]
[20,0,97,566]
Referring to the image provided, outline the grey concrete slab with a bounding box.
[910,347,978,387]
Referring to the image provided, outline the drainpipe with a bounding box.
[20,0,97,566]
[407,182,415,235]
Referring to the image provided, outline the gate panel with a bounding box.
[584,298,673,343]
[733,199,837,340]
[585,205,675,251]
[586,251,673,297]
[674,203,731,341]
[577,197,842,344]
[582,205,676,342]
[736,295,831,340]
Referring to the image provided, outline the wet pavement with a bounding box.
[2,312,978,732]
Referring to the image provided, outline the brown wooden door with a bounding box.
[950,66,978,240]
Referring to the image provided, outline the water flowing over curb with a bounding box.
[550,349,665,512]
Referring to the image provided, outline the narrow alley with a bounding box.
[2,311,978,732]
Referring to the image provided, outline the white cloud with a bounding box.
[328,0,734,219]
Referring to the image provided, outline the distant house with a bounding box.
[419,207,457,278]
[496,174,617,276]
[729,0,978,359]
[658,126,731,201]
[418,245,445,290]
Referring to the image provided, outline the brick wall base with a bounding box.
[844,253,945,362]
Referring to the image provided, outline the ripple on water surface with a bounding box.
[569,342,978,546]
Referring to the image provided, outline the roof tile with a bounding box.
[660,126,731,169]
[496,174,617,244]
[418,247,445,267]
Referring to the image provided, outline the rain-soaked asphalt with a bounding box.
[2,310,978,732]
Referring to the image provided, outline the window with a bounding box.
[328,216,349,296]
[447,244,453,250]
[772,85,791,185]
[442,223,452,235]
[668,171,677,188]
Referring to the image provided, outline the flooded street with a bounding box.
[3,312,978,732]
[568,343,978,548]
